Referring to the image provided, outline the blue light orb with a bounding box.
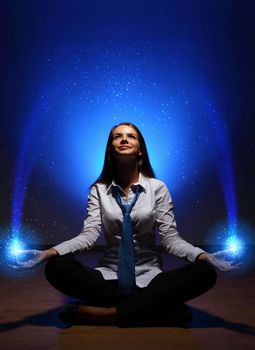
[6,237,26,266]
[1,225,41,273]
[8,238,24,256]
[206,219,253,264]
[225,235,244,257]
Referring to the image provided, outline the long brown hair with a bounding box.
[90,122,155,188]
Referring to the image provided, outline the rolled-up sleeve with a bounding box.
[53,185,101,255]
[156,182,204,262]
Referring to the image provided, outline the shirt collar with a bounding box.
[106,173,147,194]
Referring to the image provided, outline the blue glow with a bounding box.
[7,237,25,257]
[0,1,252,265]
[225,235,244,257]
[201,93,237,232]
[11,42,238,234]
[7,7,243,244]
[6,237,27,267]
[1,226,41,272]
[206,220,254,263]
[11,97,51,232]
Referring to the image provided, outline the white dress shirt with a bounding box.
[54,173,204,287]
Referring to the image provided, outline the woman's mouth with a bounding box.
[119,146,130,149]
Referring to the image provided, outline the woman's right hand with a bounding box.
[10,248,58,269]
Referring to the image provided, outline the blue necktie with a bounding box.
[112,185,141,295]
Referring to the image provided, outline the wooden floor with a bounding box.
[1,251,255,350]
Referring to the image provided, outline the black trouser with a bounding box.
[45,256,217,327]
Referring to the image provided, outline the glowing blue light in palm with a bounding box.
[6,238,25,265]
[225,235,244,257]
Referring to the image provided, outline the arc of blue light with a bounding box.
[203,98,237,234]
[11,99,45,235]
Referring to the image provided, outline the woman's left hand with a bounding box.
[198,251,242,271]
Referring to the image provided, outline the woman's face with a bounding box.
[111,125,141,160]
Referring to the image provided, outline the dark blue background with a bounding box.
[1,0,254,246]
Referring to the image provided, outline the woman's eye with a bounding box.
[113,134,137,140]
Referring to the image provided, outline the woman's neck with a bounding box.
[114,161,139,189]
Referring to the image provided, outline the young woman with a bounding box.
[17,122,240,327]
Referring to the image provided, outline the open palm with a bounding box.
[199,250,242,271]
[10,250,48,269]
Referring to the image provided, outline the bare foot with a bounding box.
[75,305,118,324]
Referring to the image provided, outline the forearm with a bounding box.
[162,232,205,262]
[53,228,100,256]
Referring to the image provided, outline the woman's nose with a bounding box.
[120,137,128,143]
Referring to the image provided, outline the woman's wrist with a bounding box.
[45,248,59,259]
[197,252,212,262]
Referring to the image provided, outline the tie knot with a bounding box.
[112,185,141,216]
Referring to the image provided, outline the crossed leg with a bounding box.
[45,256,217,326]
